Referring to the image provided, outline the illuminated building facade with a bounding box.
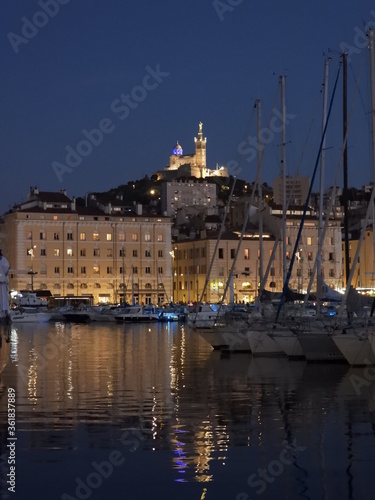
[2,188,172,304]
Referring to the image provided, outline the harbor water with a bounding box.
[1,321,375,499]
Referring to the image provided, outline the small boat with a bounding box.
[114,305,160,322]
[10,308,51,323]
[62,309,92,323]
[187,304,224,329]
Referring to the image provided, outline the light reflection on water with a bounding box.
[1,321,375,499]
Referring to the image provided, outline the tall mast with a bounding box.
[342,52,350,287]
[280,75,287,283]
[368,29,375,291]
[317,57,330,313]
[257,99,264,291]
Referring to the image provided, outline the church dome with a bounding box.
[172,141,183,156]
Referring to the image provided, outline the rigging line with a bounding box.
[217,93,284,312]
[195,99,258,308]
[275,64,342,322]
[303,50,364,308]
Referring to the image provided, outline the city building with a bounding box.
[172,227,277,304]
[161,178,217,217]
[273,174,310,206]
[1,187,173,305]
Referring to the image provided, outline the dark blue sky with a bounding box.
[1,0,375,213]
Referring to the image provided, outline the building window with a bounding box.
[80,249,86,257]
[80,232,86,241]
[40,248,46,256]
[93,265,100,274]
[119,266,125,274]
[286,236,291,245]
[67,266,74,274]
[67,232,73,241]
[119,232,125,241]
[157,234,163,242]
[158,250,163,258]
[297,268,302,277]
[40,231,46,240]
[119,248,125,257]
[308,252,313,261]
[107,266,112,274]
[270,267,275,277]
[93,249,100,257]
[329,268,335,277]
[133,250,138,257]
[145,232,151,242]
[132,233,138,241]
[106,233,112,241]
[81,267,86,274]
[145,266,151,274]
[145,250,151,257]
[218,248,224,259]
[27,231,32,240]
[219,267,224,277]
[286,251,290,260]
[54,249,60,257]
[132,266,138,274]
[93,232,99,241]
[67,248,73,256]
[54,233,59,240]
[107,249,113,258]
[54,267,60,274]
[230,249,235,259]
[158,267,163,274]
[307,237,312,245]
[244,248,249,260]
[329,252,334,262]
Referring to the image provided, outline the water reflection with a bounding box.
[0,322,375,499]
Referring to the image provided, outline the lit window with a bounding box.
[54,249,60,257]
[67,248,73,256]
[307,237,312,245]
[106,233,112,241]
[80,233,86,241]
[132,233,138,241]
[145,232,151,242]
[244,249,249,260]
[93,265,100,274]
[93,232,99,241]
[119,232,125,241]
[157,234,163,242]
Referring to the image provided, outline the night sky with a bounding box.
[1,0,375,214]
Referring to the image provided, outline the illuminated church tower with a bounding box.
[194,121,207,176]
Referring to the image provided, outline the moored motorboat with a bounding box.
[10,308,51,323]
[114,305,160,322]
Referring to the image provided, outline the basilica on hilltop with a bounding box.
[153,122,229,180]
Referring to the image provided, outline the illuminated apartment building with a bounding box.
[1,188,172,304]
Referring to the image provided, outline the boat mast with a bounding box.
[342,52,350,287]
[280,76,287,283]
[368,29,375,293]
[257,99,264,293]
[317,57,330,314]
